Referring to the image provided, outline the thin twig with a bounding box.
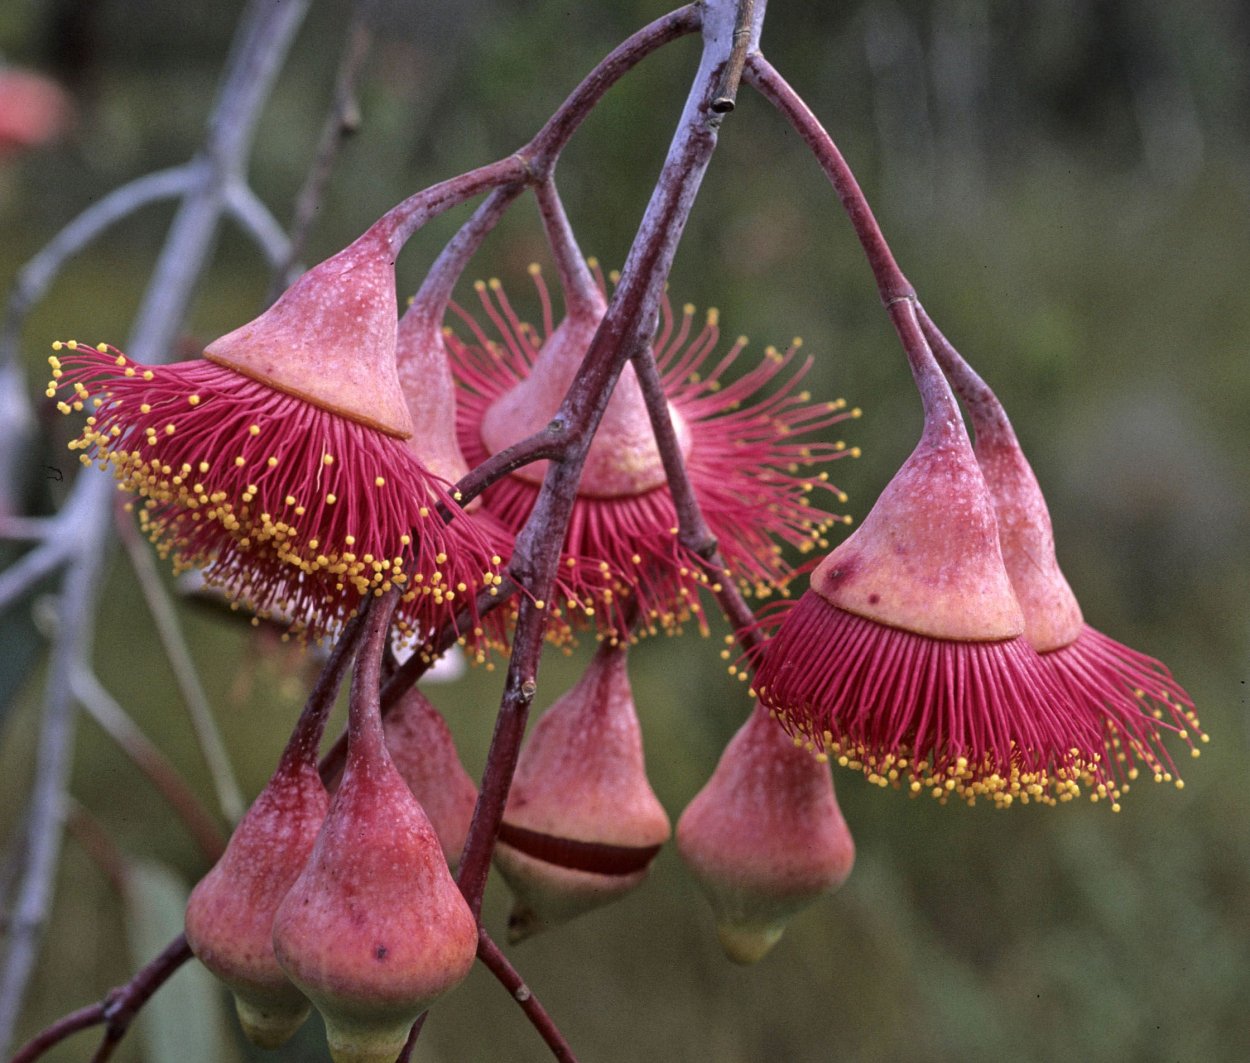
[0,473,111,1053]
[452,431,566,507]
[8,1003,105,1063]
[114,509,245,824]
[0,540,68,614]
[476,930,578,1062]
[71,668,227,864]
[533,176,601,315]
[710,0,755,113]
[0,518,55,542]
[630,345,762,653]
[88,936,194,1063]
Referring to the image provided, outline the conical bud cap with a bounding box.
[478,287,690,496]
[205,227,412,438]
[812,408,1023,642]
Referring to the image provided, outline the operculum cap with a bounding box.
[493,643,670,942]
[479,294,691,497]
[677,703,854,964]
[395,310,474,488]
[812,424,1023,642]
[205,227,412,439]
[184,758,328,1047]
[972,426,1084,653]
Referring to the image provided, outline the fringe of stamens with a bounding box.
[1042,624,1202,789]
[446,275,858,635]
[751,591,1119,809]
[461,458,710,642]
[49,343,505,646]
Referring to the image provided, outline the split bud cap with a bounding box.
[677,703,854,964]
[184,757,329,1047]
[494,642,671,942]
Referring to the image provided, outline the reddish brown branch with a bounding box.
[476,931,577,1062]
[8,1004,104,1063]
[744,54,913,305]
[8,935,193,1063]
[453,0,762,924]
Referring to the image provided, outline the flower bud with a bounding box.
[493,642,670,942]
[382,687,478,868]
[678,704,854,964]
[272,603,478,1063]
[185,756,327,1047]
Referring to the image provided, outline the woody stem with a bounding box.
[453,0,767,920]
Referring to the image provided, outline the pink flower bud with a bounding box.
[382,688,478,868]
[494,642,670,941]
[272,609,478,1063]
[185,755,327,1046]
[678,703,854,964]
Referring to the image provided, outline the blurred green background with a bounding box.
[2,1,1248,1060]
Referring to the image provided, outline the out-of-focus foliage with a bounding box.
[2,1,1247,1061]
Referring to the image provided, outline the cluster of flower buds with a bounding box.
[186,599,480,1062]
[21,2,1210,1061]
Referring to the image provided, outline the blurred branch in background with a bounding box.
[0,0,313,1049]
